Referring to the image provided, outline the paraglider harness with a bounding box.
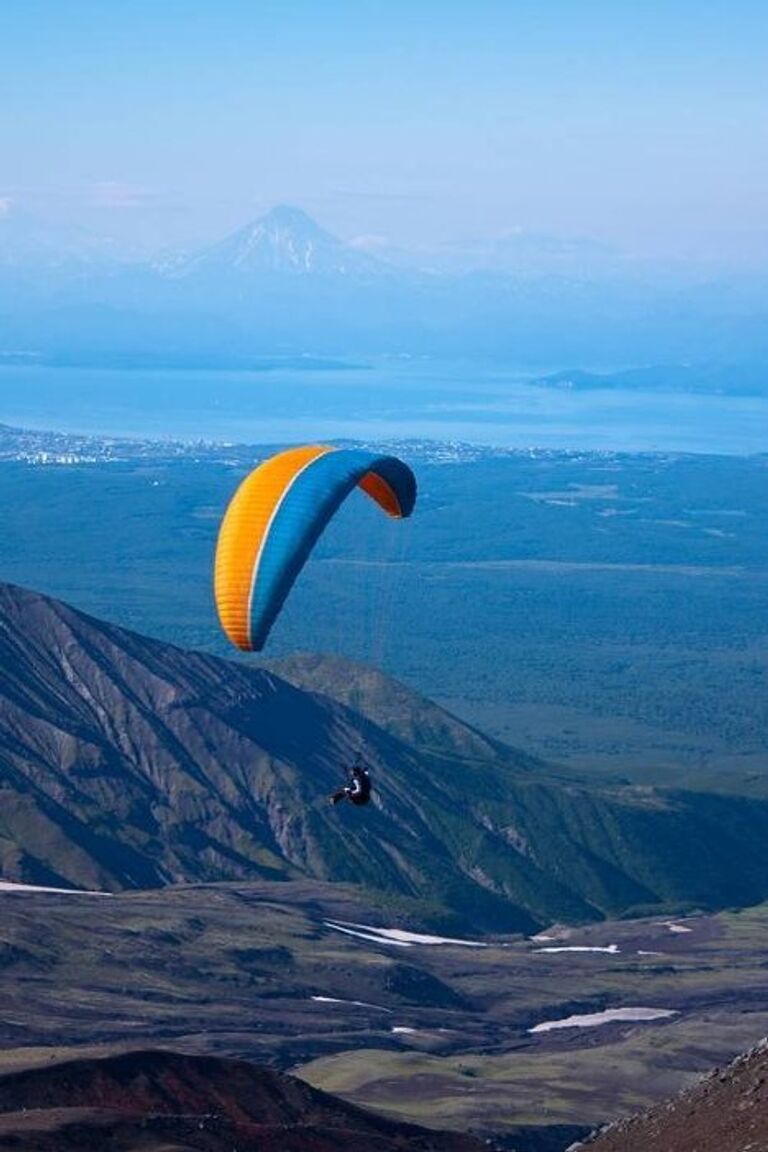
[331,762,372,807]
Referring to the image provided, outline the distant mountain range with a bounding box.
[1,204,768,361]
[4,583,768,929]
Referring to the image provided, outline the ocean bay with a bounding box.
[1,360,767,455]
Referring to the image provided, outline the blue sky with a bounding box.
[1,0,766,263]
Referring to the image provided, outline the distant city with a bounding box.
[0,421,521,467]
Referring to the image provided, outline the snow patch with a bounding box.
[0,881,108,896]
[311,995,391,1012]
[663,922,693,933]
[323,923,413,947]
[324,920,489,947]
[529,1006,677,1034]
[534,944,619,954]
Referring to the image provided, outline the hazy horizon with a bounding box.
[3,1,767,271]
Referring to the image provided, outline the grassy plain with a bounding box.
[0,883,766,1140]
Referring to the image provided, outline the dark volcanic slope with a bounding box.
[581,1038,768,1152]
[0,1048,487,1151]
[4,583,768,929]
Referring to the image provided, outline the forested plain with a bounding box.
[2,446,766,790]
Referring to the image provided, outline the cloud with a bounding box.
[0,197,13,217]
[348,233,391,252]
[90,181,157,209]
[331,187,435,204]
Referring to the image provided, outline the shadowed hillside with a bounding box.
[0,1048,488,1151]
[4,583,768,929]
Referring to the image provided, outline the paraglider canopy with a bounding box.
[214,444,416,651]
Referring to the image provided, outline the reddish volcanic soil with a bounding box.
[581,1037,768,1152]
[0,1049,489,1151]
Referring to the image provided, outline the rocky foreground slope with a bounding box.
[4,583,768,929]
[0,1049,488,1151]
[580,1037,768,1152]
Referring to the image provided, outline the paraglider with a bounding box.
[330,762,372,807]
[214,444,417,653]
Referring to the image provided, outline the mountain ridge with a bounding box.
[4,583,768,929]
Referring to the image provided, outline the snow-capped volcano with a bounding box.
[167,204,385,279]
